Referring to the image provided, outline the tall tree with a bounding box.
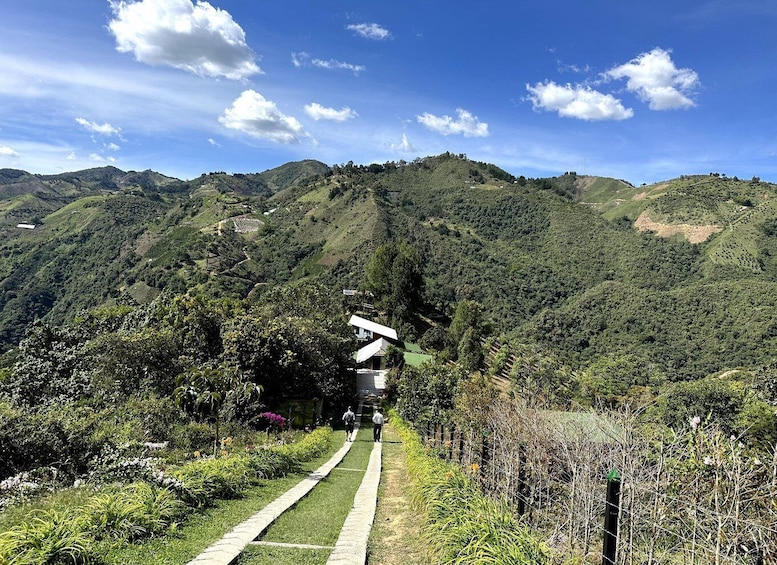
[364,240,424,327]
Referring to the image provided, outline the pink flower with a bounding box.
[690,416,701,430]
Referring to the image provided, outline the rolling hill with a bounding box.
[2,156,777,379]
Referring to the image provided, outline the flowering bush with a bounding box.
[0,472,43,510]
[257,412,287,432]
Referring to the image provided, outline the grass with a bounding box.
[259,429,373,547]
[367,422,429,565]
[101,435,343,564]
[236,543,329,565]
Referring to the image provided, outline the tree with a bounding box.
[449,300,486,369]
[578,353,665,407]
[364,240,424,328]
[222,314,355,413]
[395,361,463,423]
[5,321,91,407]
[174,365,261,455]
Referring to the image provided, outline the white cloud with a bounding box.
[347,23,391,40]
[219,90,305,144]
[106,142,121,151]
[304,103,358,122]
[291,52,365,74]
[416,108,489,137]
[605,48,699,110]
[108,0,260,80]
[525,82,634,121]
[76,117,121,135]
[391,133,416,152]
[208,138,220,146]
[0,144,20,158]
[66,152,77,160]
[89,152,116,163]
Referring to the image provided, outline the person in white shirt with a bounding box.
[372,409,384,442]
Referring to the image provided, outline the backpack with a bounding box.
[345,412,355,424]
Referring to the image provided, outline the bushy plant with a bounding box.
[171,454,253,507]
[392,412,551,564]
[83,482,182,541]
[0,471,47,510]
[168,421,214,451]
[0,509,94,565]
[257,411,287,432]
[272,426,331,471]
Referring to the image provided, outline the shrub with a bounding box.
[0,509,94,565]
[171,455,253,507]
[84,482,182,541]
[168,422,213,451]
[392,412,551,564]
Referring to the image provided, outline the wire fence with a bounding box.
[420,397,777,564]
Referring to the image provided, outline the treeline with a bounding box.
[0,282,355,480]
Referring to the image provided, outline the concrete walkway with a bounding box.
[187,401,382,565]
[326,440,382,564]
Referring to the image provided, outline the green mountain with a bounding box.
[2,156,777,379]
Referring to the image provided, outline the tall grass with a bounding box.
[392,414,550,564]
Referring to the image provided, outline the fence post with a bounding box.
[517,441,527,516]
[602,469,621,565]
[480,430,490,480]
[458,432,465,464]
[447,425,453,461]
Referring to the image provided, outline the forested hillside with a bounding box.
[3,155,777,380]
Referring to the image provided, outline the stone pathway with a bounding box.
[187,401,382,565]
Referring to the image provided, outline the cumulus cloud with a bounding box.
[292,52,365,74]
[106,142,121,151]
[391,133,416,152]
[208,138,220,146]
[416,108,489,137]
[108,0,260,80]
[0,144,20,158]
[76,117,121,135]
[605,48,699,110]
[525,82,634,121]
[347,23,391,40]
[219,90,305,144]
[304,103,358,122]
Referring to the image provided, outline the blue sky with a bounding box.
[1,0,776,185]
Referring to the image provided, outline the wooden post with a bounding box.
[602,469,621,565]
[517,441,527,516]
[480,431,490,479]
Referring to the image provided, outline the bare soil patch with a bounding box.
[134,231,159,256]
[634,211,722,244]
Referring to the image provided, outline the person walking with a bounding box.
[342,406,356,441]
[372,408,384,442]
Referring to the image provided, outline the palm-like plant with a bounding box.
[174,365,261,456]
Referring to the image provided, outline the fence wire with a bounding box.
[421,398,777,564]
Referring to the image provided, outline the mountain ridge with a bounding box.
[3,155,777,378]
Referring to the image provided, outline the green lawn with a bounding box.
[101,437,344,565]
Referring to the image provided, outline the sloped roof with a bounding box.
[348,315,398,340]
[355,338,393,363]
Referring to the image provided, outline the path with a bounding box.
[187,400,382,565]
